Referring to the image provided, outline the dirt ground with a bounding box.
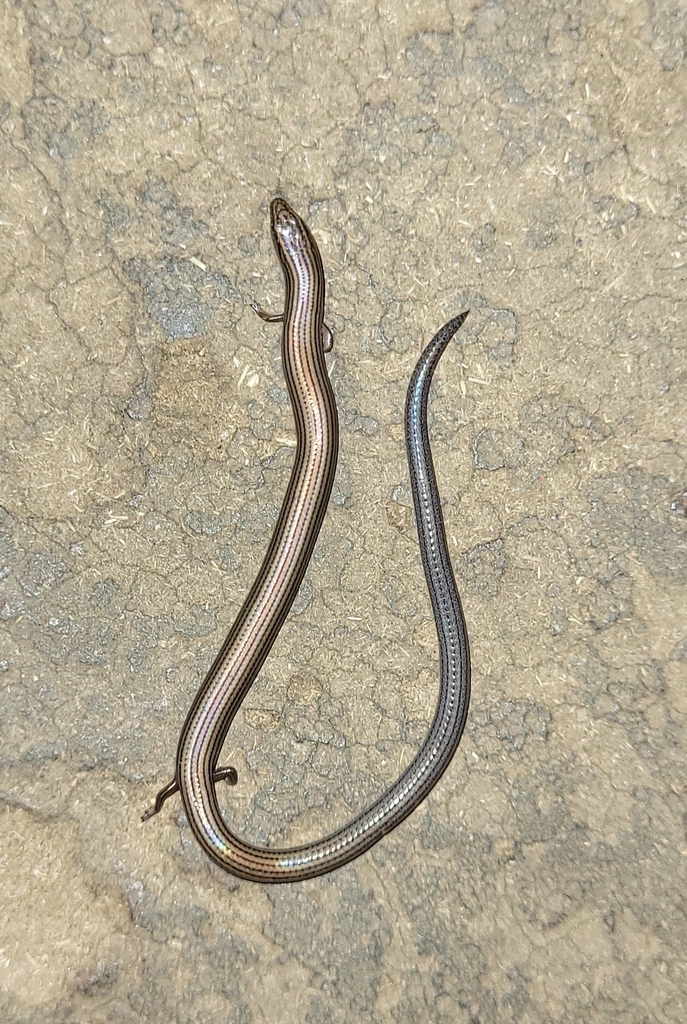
[1,1,685,1022]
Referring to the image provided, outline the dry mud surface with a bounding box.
[1,1,685,1022]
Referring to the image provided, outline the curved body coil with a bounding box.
[144,199,470,882]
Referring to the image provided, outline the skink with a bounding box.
[144,198,470,882]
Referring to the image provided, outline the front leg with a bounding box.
[251,301,283,323]
[251,301,333,351]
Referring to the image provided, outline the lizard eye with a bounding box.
[271,199,306,253]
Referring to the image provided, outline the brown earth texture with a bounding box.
[1,1,685,1022]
